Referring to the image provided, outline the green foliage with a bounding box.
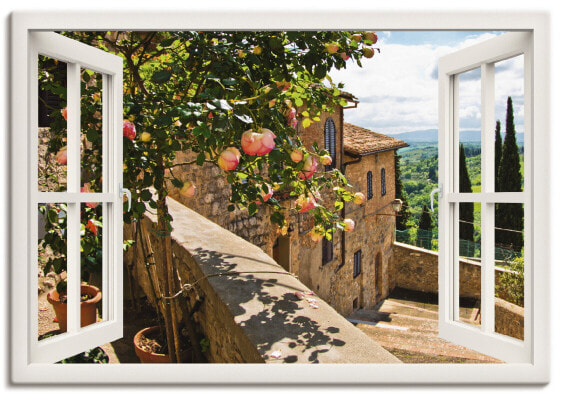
[57,347,109,364]
[394,153,411,231]
[49,30,378,238]
[459,144,474,242]
[496,96,523,251]
[496,254,524,307]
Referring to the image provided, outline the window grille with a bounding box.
[381,168,386,196]
[324,118,336,171]
[353,250,362,278]
[367,171,373,200]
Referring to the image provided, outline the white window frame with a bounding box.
[438,32,533,363]
[12,30,124,371]
[9,11,550,384]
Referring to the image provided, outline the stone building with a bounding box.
[168,95,407,316]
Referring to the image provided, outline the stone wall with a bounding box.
[125,195,401,363]
[390,242,524,339]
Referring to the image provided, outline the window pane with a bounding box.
[456,202,481,328]
[38,203,68,340]
[81,69,104,192]
[457,68,481,194]
[495,203,524,340]
[38,56,67,192]
[80,202,103,328]
[494,55,524,192]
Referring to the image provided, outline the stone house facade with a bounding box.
[168,95,407,316]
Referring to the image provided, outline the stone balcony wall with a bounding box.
[124,195,400,364]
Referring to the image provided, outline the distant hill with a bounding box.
[387,129,524,144]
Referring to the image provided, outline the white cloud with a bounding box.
[330,32,525,136]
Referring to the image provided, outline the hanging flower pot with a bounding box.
[47,284,101,332]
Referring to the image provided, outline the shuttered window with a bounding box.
[381,168,386,196]
[353,250,362,278]
[367,171,373,200]
[324,118,336,171]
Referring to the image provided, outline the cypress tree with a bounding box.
[496,96,524,251]
[494,120,502,191]
[394,152,411,231]
[459,144,474,242]
[417,204,433,249]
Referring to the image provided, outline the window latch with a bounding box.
[430,184,442,212]
[119,183,132,212]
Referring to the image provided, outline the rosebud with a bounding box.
[123,120,136,141]
[179,181,196,198]
[343,218,355,232]
[340,52,350,61]
[364,31,378,44]
[290,148,304,163]
[253,46,262,55]
[61,107,68,121]
[55,147,67,165]
[362,47,375,59]
[353,192,366,205]
[325,42,339,54]
[217,147,241,171]
[241,128,276,156]
[351,33,363,42]
[320,155,332,166]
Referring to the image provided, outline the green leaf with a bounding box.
[86,129,99,143]
[47,209,58,225]
[222,78,238,86]
[302,118,312,128]
[294,97,304,107]
[248,202,257,216]
[196,152,206,166]
[152,70,172,83]
[171,178,183,188]
[140,189,152,201]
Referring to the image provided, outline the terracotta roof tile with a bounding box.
[343,123,409,156]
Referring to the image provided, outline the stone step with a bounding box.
[357,325,500,362]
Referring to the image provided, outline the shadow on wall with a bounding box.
[193,247,346,363]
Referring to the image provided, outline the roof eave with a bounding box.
[344,143,410,157]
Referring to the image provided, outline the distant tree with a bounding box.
[394,152,411,231]
[417,204,433,249]
[459,144,474,242]
[496,97,524,251]
[427,165,437,182]
[494,120,502,191]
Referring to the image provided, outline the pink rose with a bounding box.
[353,192,366,205]
[86,220,97,236]
[296,194,317,213]
[241,128,276,156]
[123,120,136,141]
[179,181,196,198]
[343,218,355,232]
[320,155,332,166]
[217,147,241,171]
[298,156,318,180]
[55,147,67,165]
[290,148,303,163]
[80,184,99,209]
[309,228,323,242]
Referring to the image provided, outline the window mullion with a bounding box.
[480,62,496,333]
[65,62,81,333]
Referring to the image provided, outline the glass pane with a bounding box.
[494,55,525,192]
[457,68,481,194]
[81,69,104,192]
[456,202,481,327]
[80,202,103,328]
[38,56,67,192]
[495,203,524,340]
[38,203,68,340]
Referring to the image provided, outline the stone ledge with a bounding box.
[136,195,400,364]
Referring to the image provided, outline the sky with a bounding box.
[330,31,525,136]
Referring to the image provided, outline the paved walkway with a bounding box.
[349,296,502,363]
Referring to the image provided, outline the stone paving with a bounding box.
[349,296,502,364]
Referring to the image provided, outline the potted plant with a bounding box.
[133,326,193,363]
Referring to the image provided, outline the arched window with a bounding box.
[381,168,386,196]
[324,118,336,171]
[367,171,373,200]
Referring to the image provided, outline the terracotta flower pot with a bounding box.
[47,284,101,332]
[134,326,193,363]
[133,326,171,363]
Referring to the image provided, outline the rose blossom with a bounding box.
[55,147,67,165]
[298,155,318,180]
[343,218,355,232]
[241,128,276,156]
[123,120,136,141]
[217,147,241,171]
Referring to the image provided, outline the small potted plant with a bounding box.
[40,202,103,331]
[133,325,193,363]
